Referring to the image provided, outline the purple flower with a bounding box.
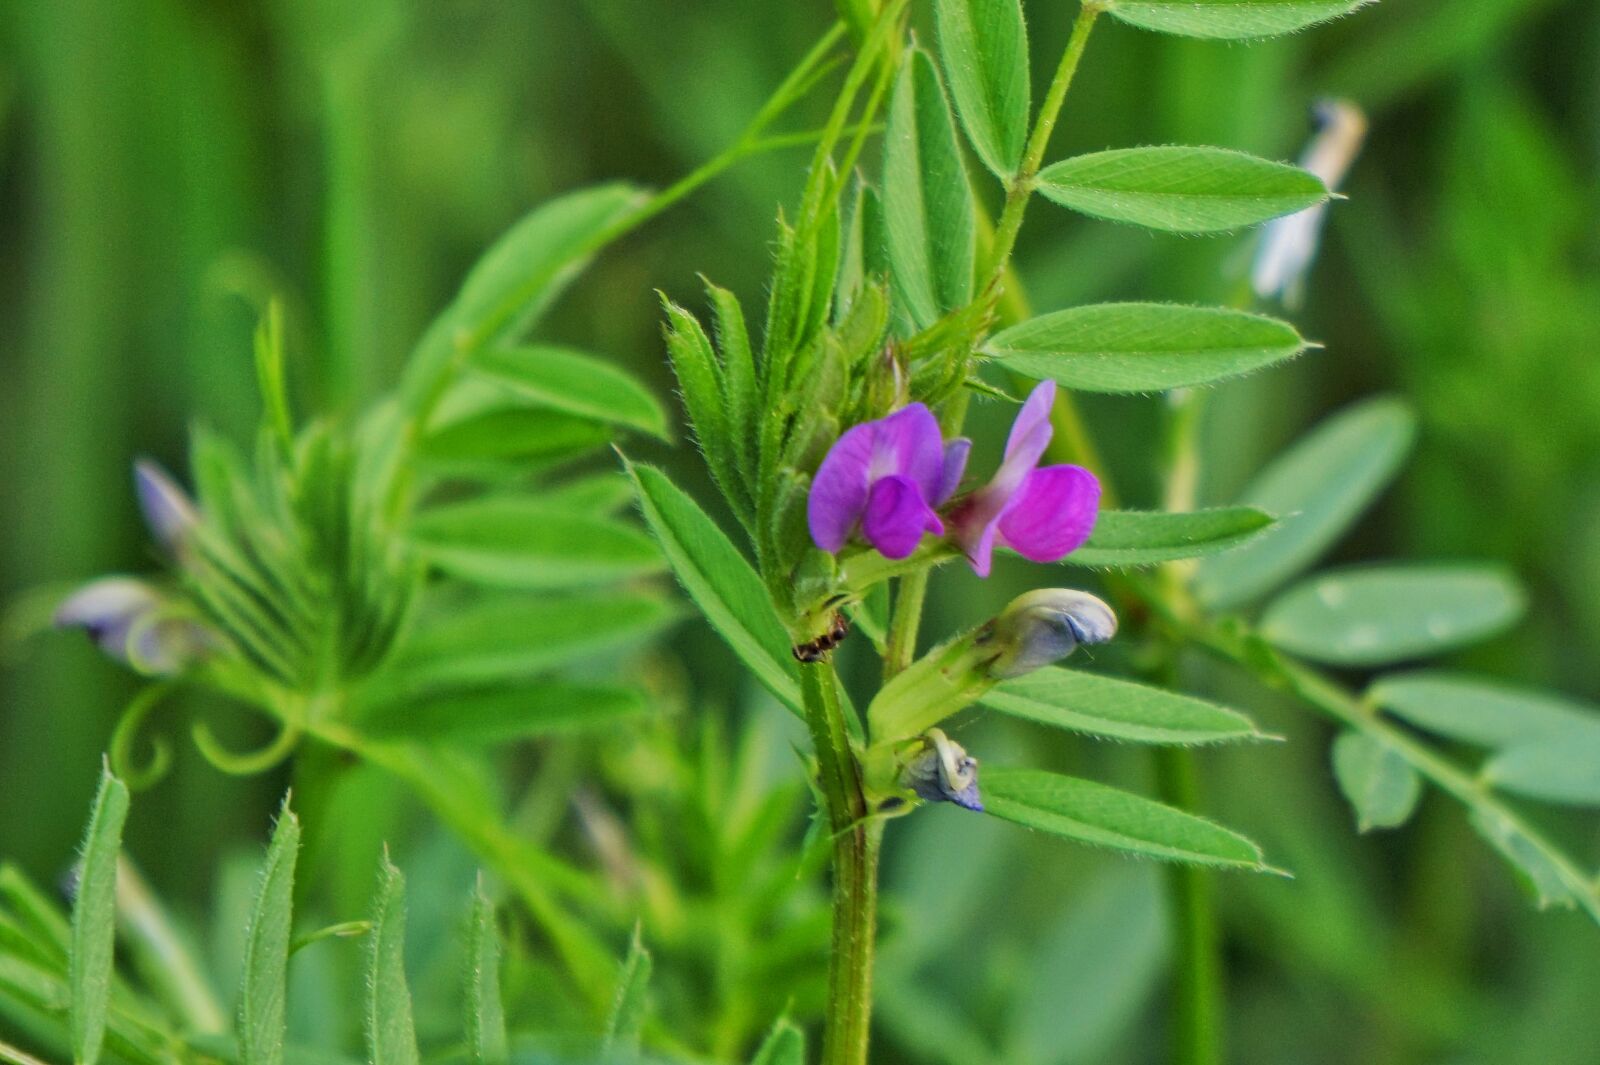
[808,404,969,560]
[134,459,199,554]
[950,381,1100,578]
[54,577,208,674]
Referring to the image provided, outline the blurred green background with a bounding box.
[2,1,1598,1062]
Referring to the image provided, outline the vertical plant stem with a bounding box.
[882,571,930,679]
[1154,746,1224,1065]
[801,664,882,1065]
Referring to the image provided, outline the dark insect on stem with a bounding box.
[793,612,850,663]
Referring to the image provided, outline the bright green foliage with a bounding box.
[1037,146,1328,233]
[749,1018,806,1065]
[603,926,652,1053]
[465,881,508,1065]
[988,303,1308,393]
[1067,507,1277,567]
[240,798,299,1065]
[883,49,976,329]
[982,769,1277,872]
[1196,397,1416,609]
[366,857,421,1065]
[1261,564,1526,667]
[473,345,669,440]
[1331,733,1422,832]
[1104,0,1376,40]
[409,497,662,589]
[982,669,1266,745]
[69,765,129,1065]
[662,298,753,529]
[365,681,648,744]
[934,0,1030,178]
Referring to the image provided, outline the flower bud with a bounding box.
[134,459,200,554]
[985,588,1117,680]
[899,728,982,812]
[54,577,208,675]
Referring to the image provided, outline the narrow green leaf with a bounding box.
[934,0,1029,178]
[1195,397,1416,609]
[421,405,612,467]
[1105,0,1375,40]
[602,926,651,1053]
[1484,732,1600,806]
[987,303,1308,393]
[1370,672,1600,749]
[465,880,508,1065]
[1066,507,1276,567]
[410,497,662,590]
[1261,565,1526,667]
[884,48,976,329]
[624,459,803,713]
[240,799,299,1065]
[749,1017,806,1065]
[542,473,636,516]
[1037,146,1328,233]
[473,345,667,440]
[69,764,129,1065]
[706,280,758,471]
[366,856,420,1065]
[662,299,751,525]
[982,669,1265,745]
[365,682,648,744]
[1469,810,1574,910]
[982,768,1277,872]
[1331,733,1422,832]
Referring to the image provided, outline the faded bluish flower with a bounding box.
[1252,99,1367,307]
[900,728,982,812]
[134,459,200,553]
[949,381,1100,577]
[986,588,1118,679]
[54,577,209,675]
[807,403,968,560]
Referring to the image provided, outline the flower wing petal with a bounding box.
[997,465,1101,563]
[807,420,878,551]
[874,403,946,502]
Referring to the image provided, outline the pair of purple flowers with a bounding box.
[807,381,1100,576]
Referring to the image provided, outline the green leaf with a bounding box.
[884,48,976,329]
[749,1017,806,1065]
[982,669,1266,745]
[624,459,802,713]
[465,880,508,1065]
[365,682,648,744]
[706,281,759,472]
[366,856,420,1065]
[1195,397,1416,609]
[1260,565,1526,667]
[1104,0,1375,40]
[69,764,129,1065]
[472,345,667,440]
[982,768,1278,872]
[1331,733,1422,832]
[661,299,751,526]
[1484,733,1600,806]
[1469,810,1574,910]
[1037,146,1328,233]
[1066,507,1276,567]
[934,0,1029,178]
[410,497,662,589]
[542,473,636,516]
[240,798,299,1065]
[987,303,1308,393]
[421,405,612,467]
[1369,672,1600,749]
[602,926,651,1053]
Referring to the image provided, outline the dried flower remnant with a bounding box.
[900,728,982,811]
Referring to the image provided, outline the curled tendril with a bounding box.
[191,713,303,776]
[109,683,177,791]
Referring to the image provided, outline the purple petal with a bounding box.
[134,460,199,553]
[963,518,1003,579]
[55,578,162,662]
[861,475,943,560]
[871,404,946,503]
[808,421,878,552]
[936,438,971,505]
[988,381,1057,500]
[997,465,1101,563]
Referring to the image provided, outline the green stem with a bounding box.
[881,571,929,680]
[801,665,883,1065]
[1153,748,1224,1065]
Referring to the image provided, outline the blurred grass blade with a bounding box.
[366,856,420,1065]
[365,682,648,744]
[749,1017,806,1065]
[1067,507,1276,567]
[982,769,1279,872]
[987,303,1308,393]
[410,497,662,590]
[1195,397,1416,609]
[1261,565,1526,667]
[982,669,1266,745]
[1037,146,1328,233]
[1484,733,1600,806]
[69,764,129,1065]
[473,346,668,440]
[240,797,299,1065]
[1370,672,1600,749]
[884,48,976,328]
[466,879,508,1065]
[1331,733,1422,832]
[1104,0,1375,39]
[602,925,651,1052]
[934,0,1029,178]
[624,458,803,713]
